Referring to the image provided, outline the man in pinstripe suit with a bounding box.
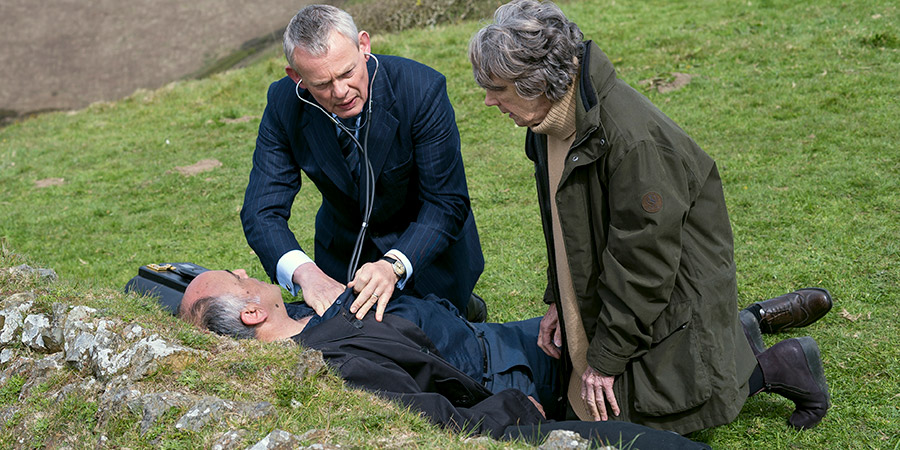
[240,5,483,322]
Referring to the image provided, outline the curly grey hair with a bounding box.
[179,293,259,340]
[468,0,583,102]
[283,4,359,71]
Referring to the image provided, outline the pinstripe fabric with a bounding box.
[240,54,484,311]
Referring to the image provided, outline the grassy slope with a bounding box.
[1,0,898,447]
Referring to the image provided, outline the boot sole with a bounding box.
[740,309,766,354]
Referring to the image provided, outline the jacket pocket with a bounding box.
[379,153,413,193]
[374,154,414,220]
[631,320,711,416]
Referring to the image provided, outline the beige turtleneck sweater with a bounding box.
[532,77,592,421]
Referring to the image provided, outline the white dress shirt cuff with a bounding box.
[387,249,412,290]
[276,250,314,296]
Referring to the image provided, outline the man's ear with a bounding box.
[240,303,269,326]
[286,66,304,87]
[358,31,371,56]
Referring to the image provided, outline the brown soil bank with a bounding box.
[0,0,501,127]
[0,0,313,125]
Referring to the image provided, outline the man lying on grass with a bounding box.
[177,268,711,448]
[177,268,830,443]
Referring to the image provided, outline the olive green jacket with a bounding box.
[525,41,756,434]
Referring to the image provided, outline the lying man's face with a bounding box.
[179,269,281,328]
[179,269,313,342]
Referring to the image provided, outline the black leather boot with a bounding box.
[753,288,833,333]
[754,336,831,429]
[466,293,487,323]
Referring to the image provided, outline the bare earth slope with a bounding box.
[0,0,314,122]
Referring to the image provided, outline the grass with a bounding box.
[1,0,899,447]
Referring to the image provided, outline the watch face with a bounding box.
[393,260,406,277]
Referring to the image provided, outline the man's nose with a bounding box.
[333,79,350,99]
[232,269,248,279]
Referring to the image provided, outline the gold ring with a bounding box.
[371,293,379,299]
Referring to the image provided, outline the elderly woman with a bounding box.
[468,0,831,434]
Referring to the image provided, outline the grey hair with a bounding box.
[468,0,583,102]
[283,4,359,70]
[179,293,259,340]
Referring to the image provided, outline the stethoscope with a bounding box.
[294,53,380,282]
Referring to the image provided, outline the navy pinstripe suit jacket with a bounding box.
[240,54,483,311]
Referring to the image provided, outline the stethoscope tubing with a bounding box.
[294,54,380,282]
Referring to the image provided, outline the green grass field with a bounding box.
[1,0,898,447]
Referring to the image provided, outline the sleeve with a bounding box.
[276,250,314,295]
[240,81,305,281]
[586,142,693,376]
[389,73,471,274]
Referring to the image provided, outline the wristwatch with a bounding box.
[380,256,406,280]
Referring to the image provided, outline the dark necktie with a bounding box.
[336,118,360,182]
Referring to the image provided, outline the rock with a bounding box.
[175,396,237,432]
[123,334,200,380]
[539,429,592,450]
[0,348,13,365]
[0,354,34,385]
[89,320,127,380]
[122,323,144,341]
[129,391,194,435]
[5,265,58,284]
[238,401,277,422]
[295,348,326,381]
[3,291,36,306]
[22,313,51,352]
[0,298,32,345]
[46,303,67,352]
[98,381,143,415]
[247,429,303,450]
[63,306,99,373]
[66,330,97,373]
[57,377,102,404]
[212,429,249,450]
[20,353,65,397]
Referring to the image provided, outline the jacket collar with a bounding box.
[573,41,615,153]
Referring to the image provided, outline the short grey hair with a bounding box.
[179,294,259,340]
[468,0,583,102]
[283,4,359,71]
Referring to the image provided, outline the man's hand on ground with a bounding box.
[538,303,563,359]
[348,259,397,321]
[527,396,546,419]
[293,263,345,316]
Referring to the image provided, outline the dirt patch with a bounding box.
[640,72,694,94]
[34,178,65,188]
[220,116,259,124]
[174,159,223,177]
[0,0,316,125]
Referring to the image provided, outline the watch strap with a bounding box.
[380,256,405,279]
